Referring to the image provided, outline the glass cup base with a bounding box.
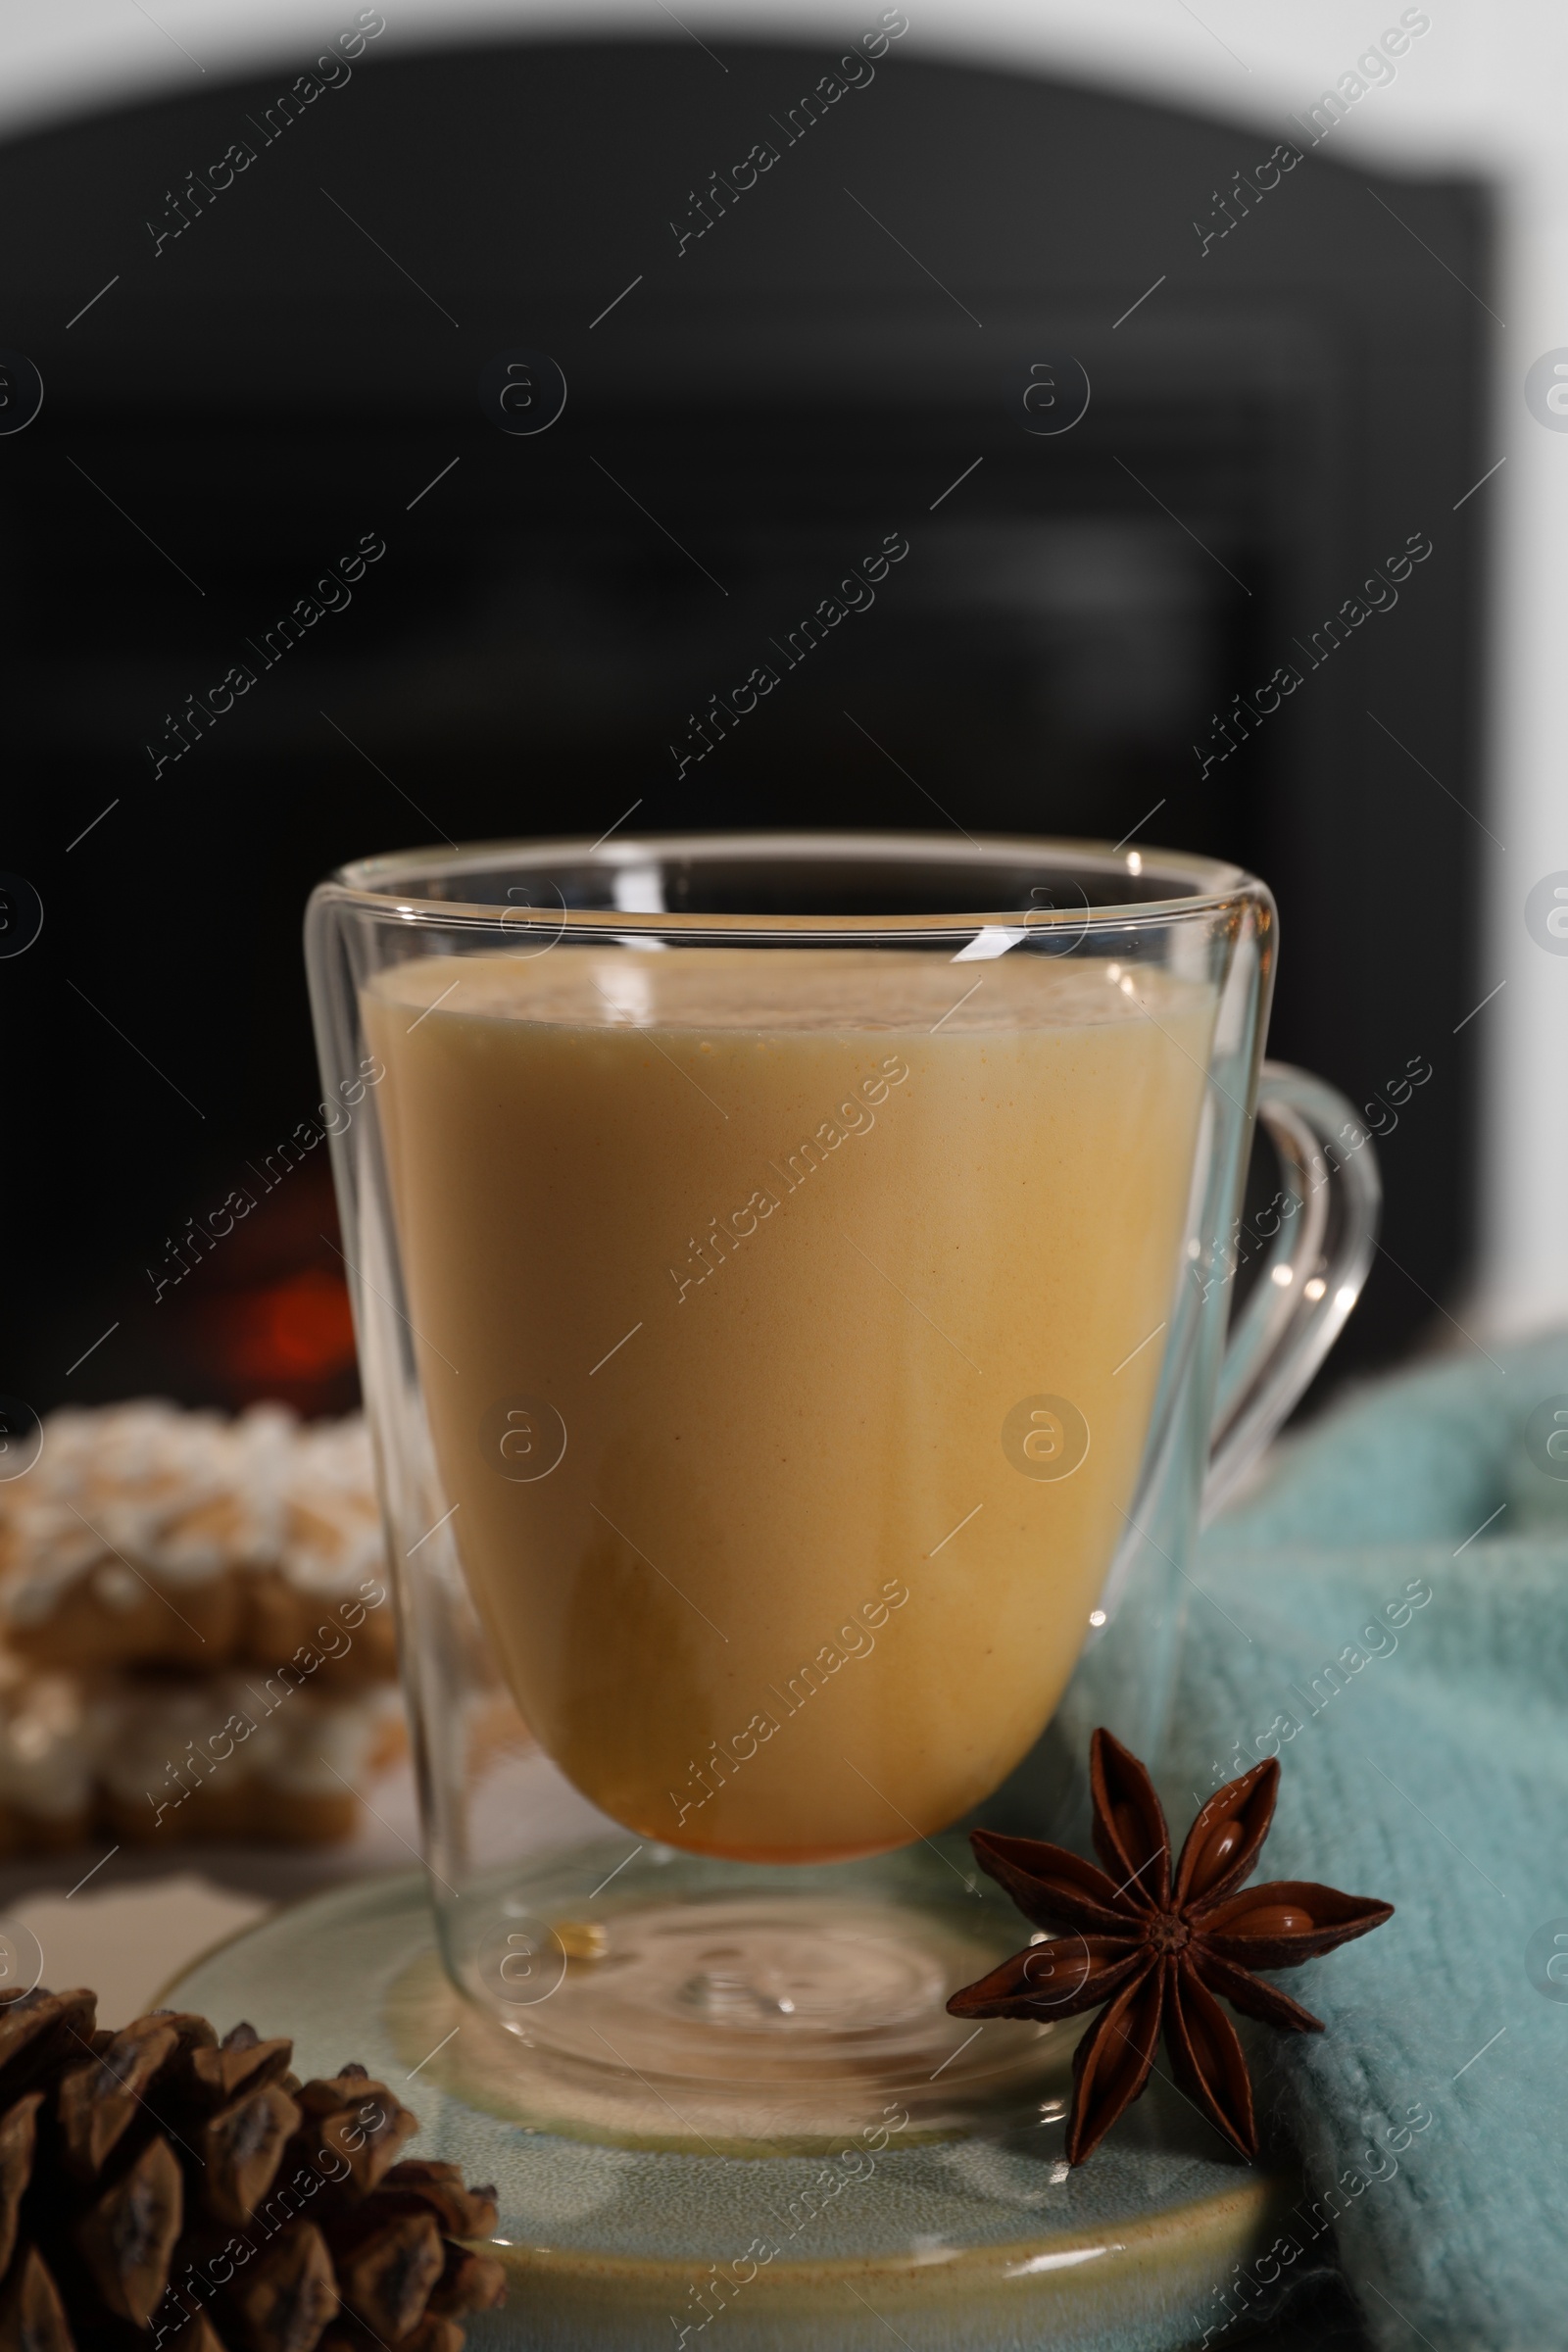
[439,1838,1081,2150]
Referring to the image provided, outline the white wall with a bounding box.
[6,0,1561,1339]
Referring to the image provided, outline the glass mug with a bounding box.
[305,833,1377,2146]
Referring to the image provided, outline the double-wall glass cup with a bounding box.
[305,834,1377,2148]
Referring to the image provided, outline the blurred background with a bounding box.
[4,0,1564,1423]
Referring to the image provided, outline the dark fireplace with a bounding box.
[1,30,1490,1410]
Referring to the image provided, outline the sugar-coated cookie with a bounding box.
[0,1401,397,1683]
[0,1651,407,1851]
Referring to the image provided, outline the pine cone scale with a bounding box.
[74,2132,182,2325]
[0,2093,41,2281]
[0,1995,97,2114]
[187,2036,293,2112]
[0,2241,74,2351]
[198,2086,302,2231]
[222,2219,338,2352]
[334,2211,445,2340]
[58,2021,180,2181]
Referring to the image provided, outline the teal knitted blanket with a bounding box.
[1175,1333,1568,2350]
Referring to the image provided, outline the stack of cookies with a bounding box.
[0,1401,406,1851]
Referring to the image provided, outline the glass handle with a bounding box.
[1201,1061,1382,1524]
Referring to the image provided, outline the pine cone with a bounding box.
[0,1987,505,2351]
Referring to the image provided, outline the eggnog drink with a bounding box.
[364,948,1213,1864]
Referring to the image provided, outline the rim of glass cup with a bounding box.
[325,830,1261,938]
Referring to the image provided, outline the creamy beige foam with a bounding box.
[365,947,1214,1863]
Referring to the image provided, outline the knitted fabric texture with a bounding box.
[1170,1332,1568,2350]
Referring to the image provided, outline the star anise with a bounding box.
[948,1730,1393,2164]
